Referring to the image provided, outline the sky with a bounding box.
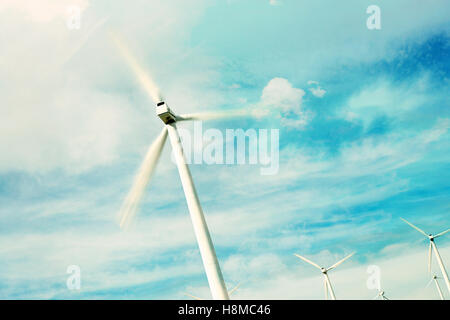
[0,0,449,300]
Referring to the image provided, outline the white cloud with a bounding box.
[0,1,218,174]
[260,77,310,127]
[343,75,431,126]
[307,80,326,98]
[310,87,326,98]
[262,78,305,112]
[0,84,138,173]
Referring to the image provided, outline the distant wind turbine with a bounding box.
[400,218,450,293]
[426,275,445,300]
[294,252,355,300]
[372,289,389,300]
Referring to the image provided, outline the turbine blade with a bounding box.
[293,254,322,270]
[324,276,328,300]
[183,292,204,300]
[426,278,434,288]
[327,252,355,271]
[400,218,428,237]
[177,109,253,122]
[118,127,168,229]
[428,242,432,274]
[110,33,162,104]
[372,292,380,300]
[228,283,241,296]
[435,229,450,238]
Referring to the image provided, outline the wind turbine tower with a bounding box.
[401,218,450,294]
[427,275,445,300]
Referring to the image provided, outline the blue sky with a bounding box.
[0,0,449,299]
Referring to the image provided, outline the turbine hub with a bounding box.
[156,101,177,124]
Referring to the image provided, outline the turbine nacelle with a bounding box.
[156,101,177,124]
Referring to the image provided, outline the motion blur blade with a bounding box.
[229,283,241,296]
[294,254,322,270]
[426,277,434,288]
[118,127,168,229]
[435,229,450,238]
[428,242,433,273]
[183,292,204,300]
[372,292,381,300]
[324,276,328,300]
[110,33,163,104]
[400,218,428,237]
[177,108,261,122]
[327,252,355,271]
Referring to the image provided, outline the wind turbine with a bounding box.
[400,218,450,293]
[372,289,389,300]
[184,283,241,300]
[294,252,355,300]
[111,34,253,300]
[426,275,445,300]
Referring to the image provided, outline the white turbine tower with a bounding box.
[294,252,355,300]
[400,218,450,294]
[111,34,254,300]
[426,275,445,300]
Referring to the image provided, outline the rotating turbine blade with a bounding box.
[118,127,168,229]
[400,218,428,237]
[435,229,450,238]
[324,276,329,300]
[183,292,204,300]
[228,283,241,296]
[110,33,162,104]
[177,109,254,122]
[327,252,355,271]
[428,242,433,274]
[294,254,322,270]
